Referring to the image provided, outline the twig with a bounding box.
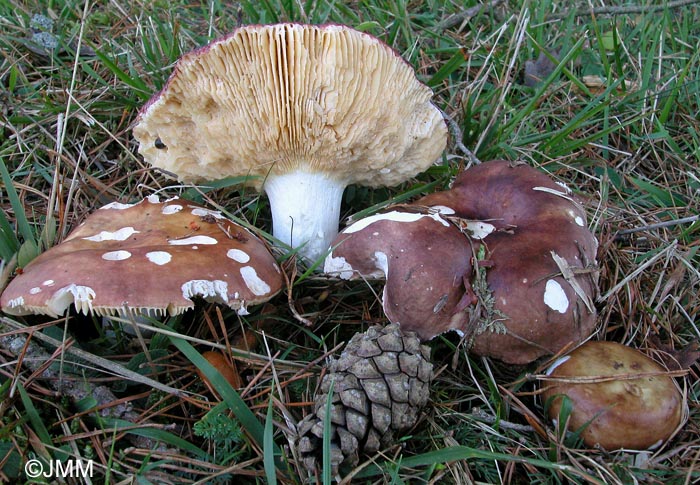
[281,256,314,326]
[438,107,482,167]
[1,317,184,396]
[437,0,700,29]
[436,0,505,31]
[0,322,170,450]
[614,215,700,240]
[470,407,534,433]
[598,240,677,302]
[550,0,700,20]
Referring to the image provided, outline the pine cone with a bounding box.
[297,323,434,477]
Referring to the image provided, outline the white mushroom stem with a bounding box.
[263,170,346,263]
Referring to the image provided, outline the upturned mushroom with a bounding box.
[133,23,447,263]
[0,196,283,317]
[324,209,474,340]
[541,341,684,450]
[325,160,599,364]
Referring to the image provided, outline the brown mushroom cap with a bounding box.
[324,210,473,339]
[0,196,283,317]
[133,23,446,262]
[417,160,599,363]
[541,341,684,450]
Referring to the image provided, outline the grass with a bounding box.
[1,0,699,483]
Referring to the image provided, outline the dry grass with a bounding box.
[1,0,699,483]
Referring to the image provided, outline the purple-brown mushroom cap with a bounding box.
[418,160,599,363]
[324,210,473,339]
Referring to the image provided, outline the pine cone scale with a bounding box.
[297,323,434,477]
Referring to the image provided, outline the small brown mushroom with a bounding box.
[324,210,473,339]
[133,23,447,263]
[198,350,242,390]
[0,196,283,317]
[417,160,599,363]
[541,341,684,450]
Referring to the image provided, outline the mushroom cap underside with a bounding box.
[134,23,447,188]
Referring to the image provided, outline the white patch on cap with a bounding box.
[344,210,449,234]
[146,251,172,265]
[161,204,183,215]
[240,266,271,296]
[431,205,455,215]
[29,287,42,295]
[47,284,96,315]
[42,280,55,286]
[100,201,137,210]
[181,280,229,303]
[545,355,571,375]
[567,209,585,227]
[374,251,389,277]
[146,194,160,204]
[102,250,132,261]
[191,207,224,219]
[227,249,250,263]
[168,235,218,245]
[324,255,354,279]
[83,227,139,242]
[544,279,569,313]
[464,221,496,239]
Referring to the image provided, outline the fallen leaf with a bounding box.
[648,335,700,371]
[523,50,559,87]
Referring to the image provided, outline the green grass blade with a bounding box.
[0,209,19,261]
[354,445,600,482]
[169,336,266,444]
[0,156,35,247]
[99,417,211,460]
[264,397,278,485]
[17,382,68,461]
[93,49,152,100]
[322,378,335,485]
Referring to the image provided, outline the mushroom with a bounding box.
[0,196,283,317]
[325,160,599,364]
[417,160,599,363]
[133,23,447,263]
[324,209,474,340]
[541,341,684,450]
